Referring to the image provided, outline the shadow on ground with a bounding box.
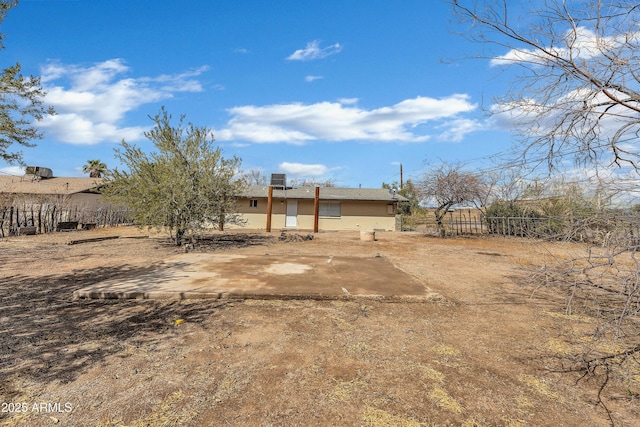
[189,233,276,252]
[0,264,230,401]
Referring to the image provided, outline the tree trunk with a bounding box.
[175,229,184,246]
[218,210,225,231]
[8,206,13,234]
[434,206,448,238]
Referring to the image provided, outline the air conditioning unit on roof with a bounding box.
[270,173,286,189]
[25,166,53,179]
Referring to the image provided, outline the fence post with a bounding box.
[449,212,453,237]
[0,207,5,237]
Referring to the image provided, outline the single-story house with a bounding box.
[0,170,118,234]
[1,170,408,233]
[234,185,408,231]
[0,174,107,208]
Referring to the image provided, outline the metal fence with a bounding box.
[485,215,640,243]
[402,209,486,236]
[403,211,640,243]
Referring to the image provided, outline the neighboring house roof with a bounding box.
[0,176,104,196]
[241,186,408,202]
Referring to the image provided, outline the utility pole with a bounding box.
[400,163,403,190]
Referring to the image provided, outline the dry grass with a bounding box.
[1,228,639,426]
[518,375,564,403]
[429,385,464,413]
[360,406,421,427]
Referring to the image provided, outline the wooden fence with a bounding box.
[0,202,133,237]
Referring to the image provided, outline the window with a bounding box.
[249,199,258,208]
[319,202,341,217]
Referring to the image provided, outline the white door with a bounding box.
[285,201,298,228]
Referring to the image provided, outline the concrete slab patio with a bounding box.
[73,253,441,301]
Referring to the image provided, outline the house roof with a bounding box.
[0,177,408,202]
[0,175,104,196]
[242,186,408,202]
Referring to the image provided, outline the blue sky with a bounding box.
[0,0,518,187]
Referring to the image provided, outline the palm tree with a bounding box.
[83,159,107,178]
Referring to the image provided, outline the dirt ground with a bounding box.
[1,227,638,426]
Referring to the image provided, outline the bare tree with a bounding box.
[289,177,337,188]
[243,169,268,185]
[450,2,640,420]
[451,0,640,171]
[417,162,486,237]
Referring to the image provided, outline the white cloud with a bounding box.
[490,87,640,136]
[437,118,484,142]
[305,75,324,82]
[139,65,208,92]
[41,59,129,89]
[491,47,552,67]
[560,166,640,204]
[216,122,314,145]
[286,40,342,61]
[488,86,640,170]
[491,26,640,67]
[39,59,208,145]
[215,95,477,144]
[0,166,25,176]
[42,114,147,145]
[338,98,358,105]
[279,162,328,177]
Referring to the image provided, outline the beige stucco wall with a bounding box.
[232,198,398,231]
[234,197,288,229]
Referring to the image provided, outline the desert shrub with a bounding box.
[484,201,542,236]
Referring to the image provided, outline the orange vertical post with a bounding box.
[266,186,273,232]
[313,186,320,233]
